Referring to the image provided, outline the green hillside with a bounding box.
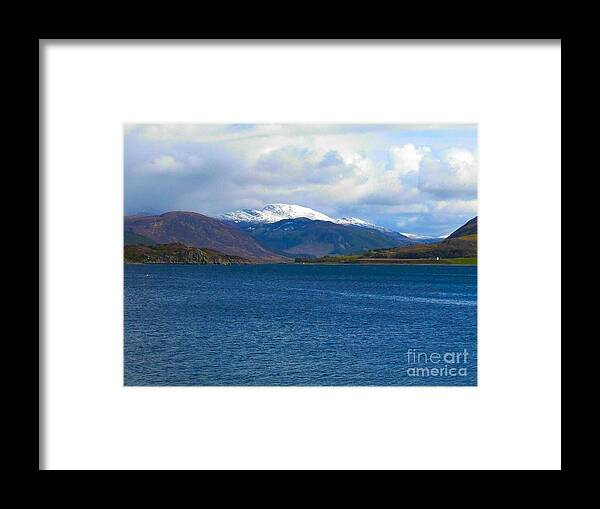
[447,216,478,239]
[297,217,478,264]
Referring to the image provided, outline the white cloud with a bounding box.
[418,148,478,198]
[434,199,478,215]
[445,148,477,186]
[390,144,430,175]
[146,155,181,171]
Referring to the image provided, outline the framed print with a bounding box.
[41,40,561,470]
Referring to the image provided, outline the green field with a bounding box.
[440,257,477,265]
[296,256,477,265]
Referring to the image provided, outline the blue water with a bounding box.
[125,264,477,386]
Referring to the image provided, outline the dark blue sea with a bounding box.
[125,264,477,386]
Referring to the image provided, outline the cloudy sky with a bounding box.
[125,124,477,236]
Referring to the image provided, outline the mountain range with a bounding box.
[124,204,470,262]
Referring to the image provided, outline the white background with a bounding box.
[42,41,561,470]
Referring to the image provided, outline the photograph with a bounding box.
[124,123,478,386]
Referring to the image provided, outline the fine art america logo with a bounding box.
[406,349,470,378]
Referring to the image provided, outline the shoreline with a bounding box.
[293,262,477,266]
[294,257,477,266]
[125,260,477,266]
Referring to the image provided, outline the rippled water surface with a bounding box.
[125,264,477,386]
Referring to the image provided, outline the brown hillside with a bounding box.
[124,211,288,262]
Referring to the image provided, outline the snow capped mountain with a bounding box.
[219,204,419,254]
[221,204,401,233]
[221,203,459,244]
[222,204,335,224]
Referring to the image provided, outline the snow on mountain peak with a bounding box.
[221,203,400,233]
[222,204,335,224]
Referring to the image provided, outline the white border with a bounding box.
[42,41,561,470]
